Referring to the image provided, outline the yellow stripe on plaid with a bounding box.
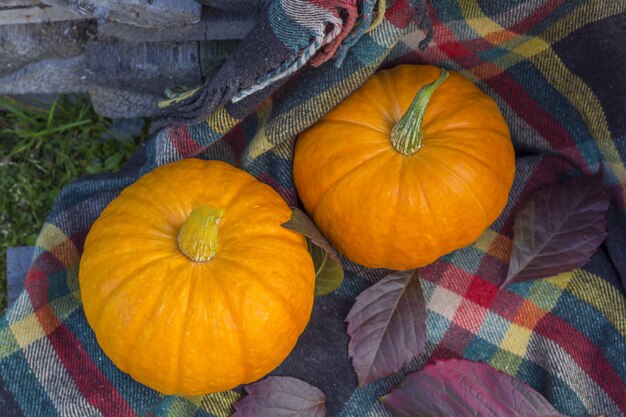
[267,58,385,144]
[244,101,275,163]
[206,105,240,136]
[525,273,572,311]
[37,223,82,299]
[529,50,626,187]
[540,1,626,44]
[8,302,70,351]
[50,293,82,322]
[38,223,80,269]
[566,269,626,339]
[10,313,46,350]
[200,391,242,417]
[458,2,626,199]
[491,348,525,375]
[473,228,512,262]
[165,396,201,417]
[37,223,69,253]
[501,323,534,357]
[0,325,21,360]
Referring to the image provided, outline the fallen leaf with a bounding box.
[381,359,597,417]
[503,174,609,287]
[232,376,326,417]
[346,270,427,386]
[283,208,344,296]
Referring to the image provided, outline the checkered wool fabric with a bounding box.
[1,1,626,416]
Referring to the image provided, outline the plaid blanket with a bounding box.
[2,1,626,416]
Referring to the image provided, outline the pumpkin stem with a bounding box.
[390,69,449,155]
[178,206,224,262]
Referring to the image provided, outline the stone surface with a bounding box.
[0,1,254,119]
[0,20,95,77]
[0,20,94,77]
[0,56,88,94]
[85,41,202,95]
[42,0,202,29]
[97,8,256,42]
[1,0,41,7]
[88,85,161,119]
[0,5,88,25]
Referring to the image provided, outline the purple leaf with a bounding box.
[346,270,427,386]
[503,174,609,287]
[232,376,326,417]
[381,359,597,417]
[282,208,344,296]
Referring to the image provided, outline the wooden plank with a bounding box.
[97,9,256,42]
[0,55,88,95]
[1,0,41,7]
[0,5,87,25]
[85,41,203,95]
[0,21,93,77]
[42,0,202,29]
[88,85,160,118]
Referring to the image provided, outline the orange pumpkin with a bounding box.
[293,65,515,270]
[79,159,315,395]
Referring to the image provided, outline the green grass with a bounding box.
[0,95,147,313]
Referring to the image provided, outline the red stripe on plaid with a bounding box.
[47,325,136,417]
[169,125,204,158]
[306,0,358,66]
[465,278,499,308]
[512,300,547,330]
[222,124,246,165]
[535,314,626,414]
[385,0,415,28]
[490,289,526,321]
[510,0,567,34]
[421,262,474,294]
[425,10,588,167]
[69,230,90,255]
[473,254,508,286]
[24,267,50,311]
[35,305,61,335]
[32,252,65,277]
[432,324,475,358]
[485,72,583,156]
[453,299,489,333]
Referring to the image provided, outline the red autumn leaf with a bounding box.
[346,270,427,386]
[282,208,344,296]
[232,376,326,417]
[503,174,609,287]
[381,359,599,417]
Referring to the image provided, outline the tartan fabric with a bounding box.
[2,1,626,416]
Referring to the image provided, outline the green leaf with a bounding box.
[282,208,344,296]
[104,154,123,171]
[86,164,102,174]
[307,240,344,296]
[25,234,38,246]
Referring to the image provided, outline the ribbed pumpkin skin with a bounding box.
[79,159,315,395]
[293,65,515,270]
